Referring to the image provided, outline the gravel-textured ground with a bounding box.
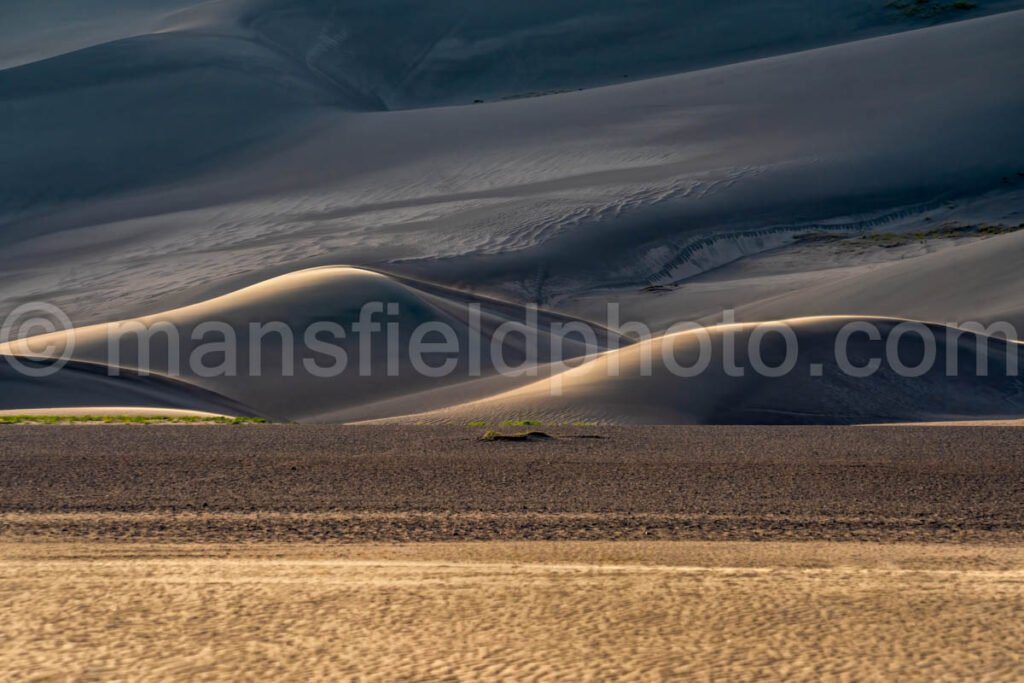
[2,425,1023,543]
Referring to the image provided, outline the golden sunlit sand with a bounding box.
[4,5,1024,680]
[3,541,1022,681]
[3,426,1023,679]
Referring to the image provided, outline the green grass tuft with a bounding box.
[500,419,544,427]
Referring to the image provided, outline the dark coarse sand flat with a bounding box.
[2,425,1023,544]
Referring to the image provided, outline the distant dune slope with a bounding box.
[0,0,202,69]
[2,4,1023,425]
[0,33,341,221]
[383,317,1024,425]
[1,10,1022,320]
[8,1,1020,103]
[237,0,1024,108]
[570,219,1024,335]
[6,285,1024,425]
[732,230,1024,331]
[0,356,255,417]
[0,268,622,422]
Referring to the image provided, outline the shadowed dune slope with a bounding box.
[236,0,1024,109]
[0,268,622,422]
[582,222,1024,335]
[381,317,1024,425]
[7,278,1024,425]
[733,230,1024,331]
[2,10,1022,320]
[9,0,1020,102]
[0,32,342,221]
[0,0,204,69]
[0,356,256,417]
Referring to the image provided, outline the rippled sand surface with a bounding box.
[3,542,1023,682]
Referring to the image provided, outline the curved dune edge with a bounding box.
[7,270,1024,425]
[3,9,1023,331]
[368,315,1024,426]
[864,419,1024,427]
[0,408,233,419]
[0,354,263,420]
[0,266,625,422]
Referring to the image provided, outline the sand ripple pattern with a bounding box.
[3,547,1023,681]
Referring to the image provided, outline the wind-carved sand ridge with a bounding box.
[0,354,259,418]
[378,316,1024,426]
[0,266,628,422]
[3,3,1024,680]
[2,9,1023,318]
[7,266,1024,425]
[6,269,1024,425]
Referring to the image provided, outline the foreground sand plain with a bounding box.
[3,541,1023,681]
[3,426,1024,681]
[4,425,1024,543]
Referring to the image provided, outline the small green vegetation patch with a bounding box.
[500,419,544,427]
[0,415,268,425]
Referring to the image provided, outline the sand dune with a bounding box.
[598,221,1024,334]
[567,189,1024,331]
[0,267,620,421]
[386,317,1024,425]
[2,11,1022,320]
[2,7,1023,426]
[0,355,253,417]
[8,279,1024,424]
[0,407,231,419]
[237,0,1024,108]
[731,227,1024,331]
[5,6,1023,680]
[9,1,1017,104]
[0,0,203,69]
[0,32,340,223]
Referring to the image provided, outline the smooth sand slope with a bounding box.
[232,0,1024,109]
[0,267,621,421]
[600,223,1024,333]
[0,407,233,419]
[386,317,1024,425]
[1,11,1022,320]
[6,1,1017,102]
[3,542,1023,682]
[0,355,254,417]
[730,227,1024,330]
[2,8,1023,424]
[565,193,1024,331]
[0,0,202,69]
[7,278,1024,423]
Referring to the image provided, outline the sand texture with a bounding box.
[2,541,1023,682]
[3,425,1024,544]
